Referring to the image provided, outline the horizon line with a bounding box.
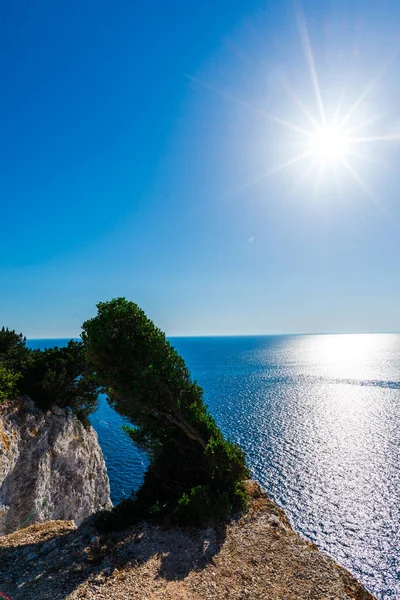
[26,331,400,341]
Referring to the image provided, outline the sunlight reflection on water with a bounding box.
[170,334,400,600]
[30,334,400,599]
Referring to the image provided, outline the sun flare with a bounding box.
[260,4,400,197]
[192,4,400,201]
[309,126,350,164]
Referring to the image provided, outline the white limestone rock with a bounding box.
[0,397,112,535]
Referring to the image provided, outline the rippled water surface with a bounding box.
[29,334,400,599]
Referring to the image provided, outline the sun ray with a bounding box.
[339,76,382,129]
[346,114,384,136]
[282,78,321,131]
[189,3,399,207]
[346,146,389,171]
[187,74,315,137]
[351,134,400,143]
[333,89,347,126]
[222,150,314,201]
[294,1,327,126]
[261,114,313,139]
[267,150,314,176]
[340,156,391,219]
[339,55,397,129]
[339,157,381,207]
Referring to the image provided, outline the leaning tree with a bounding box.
[82,297,249,527]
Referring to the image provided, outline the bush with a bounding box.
[0,327,30,376]
[82,298,249,528]
[0,365,20,403]
[18,340,99,422]
[0,327,26,355]
[0,330,99,424]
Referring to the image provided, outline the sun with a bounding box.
[191,4,400,200]
[309,125,351,164]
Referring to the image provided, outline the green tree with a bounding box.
[18,340,99,424]
[82,298,249,527]
[0,327,26,355]
[0,365,20,403]
[0,328,98,424]
[0,327,30,376]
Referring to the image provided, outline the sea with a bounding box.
[27,333,400,600]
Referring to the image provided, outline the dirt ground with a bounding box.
[0,481,375,600]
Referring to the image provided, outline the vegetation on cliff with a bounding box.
[0,327,98,424]
[0,299,249,527]
[0,365,20,403]
[82,297,249,527]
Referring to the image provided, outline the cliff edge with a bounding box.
[0,481,375,600]
[0,397,111,535]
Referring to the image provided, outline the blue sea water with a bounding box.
[27,334,400,600]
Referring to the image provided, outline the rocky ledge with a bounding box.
[0,481,375,600]
[0,397,111,535]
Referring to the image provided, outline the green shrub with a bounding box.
[82,297,249,529]
[0,329,98,424]
[0,327,26,355]
[18,340,99,422]
[0,366,20,403]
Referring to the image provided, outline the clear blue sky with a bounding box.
[2,0,400,337]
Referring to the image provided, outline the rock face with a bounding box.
[0,397,111,535]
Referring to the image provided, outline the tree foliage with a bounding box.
[0,330,98,424]
[18,341,99,422]
[82,297,249,527]
[0,365,20,403]
[0,327,26,355]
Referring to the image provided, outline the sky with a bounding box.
[2,0,400,337]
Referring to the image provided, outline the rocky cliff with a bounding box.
[0,397,111,535]
[0,481,375,600]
